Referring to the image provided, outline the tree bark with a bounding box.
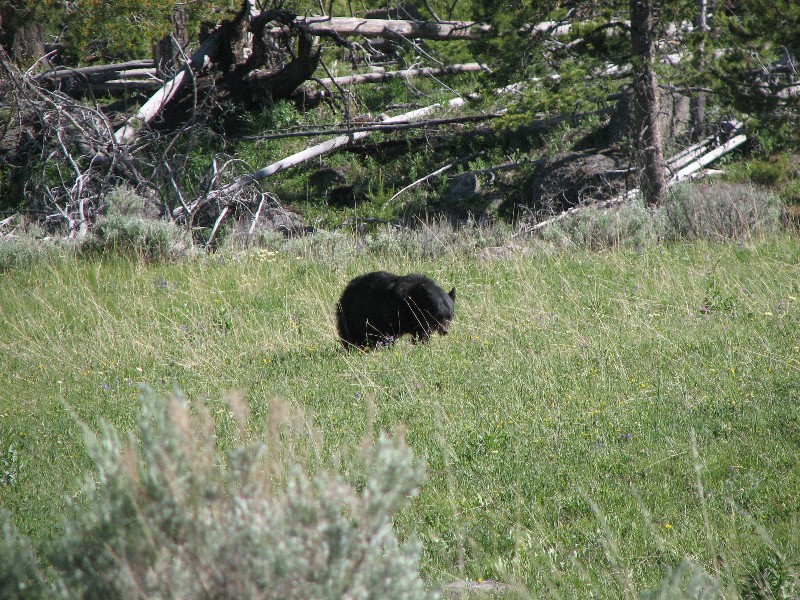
[630,0,666,206]
[313,62,488,86]
[113,30,222,144]
[287,17,491,40]
[690,0,709,141]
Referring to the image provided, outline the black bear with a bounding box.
[336,271,456,349]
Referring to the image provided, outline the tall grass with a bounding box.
[0,193,798,596]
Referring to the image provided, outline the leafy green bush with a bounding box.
[0,388,434,599]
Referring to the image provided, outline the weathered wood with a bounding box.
[268,16,574,41]
[314,62,488,86]
[34,60,155,81]
[670,134,746,183]
[530,129,747,232]
[288,17,491,40]
[113,29,223,144]
[175,92,481,219]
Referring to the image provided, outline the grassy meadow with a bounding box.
[1,232,799,596]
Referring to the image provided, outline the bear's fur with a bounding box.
[336,271,456,349]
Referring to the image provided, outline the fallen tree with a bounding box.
[529,123,747,232]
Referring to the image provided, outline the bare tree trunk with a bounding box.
[630,0,666,206]
[288,17,492,40]
[690,0,709,141]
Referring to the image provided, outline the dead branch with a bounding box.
[312,62,488,87]
[34,60,156,82]
[235,112,503,142]
[386,151,482,203]
[113,29,223,144]
[529,126,747,232]
[175,90,484,221]
[0,47,139,235]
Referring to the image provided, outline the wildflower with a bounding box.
[664,523,672,529]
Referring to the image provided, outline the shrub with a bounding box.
[537,196,660,250]
[88,214,191,261]
[663,182,782,241]
[533,182,783,249]
[0,236,76,273]
[82,187,192,261]
[0,389,435,600]
[365,219,514,260]
[0,520,49,599]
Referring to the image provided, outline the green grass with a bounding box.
[1,234,799,596]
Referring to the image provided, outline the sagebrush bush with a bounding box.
[537,196,660,250]
[285,229,358,263]
[103,186,153,218]
[88,214,192,261]
[365,218,514,260]
[0,388,435,600]
[0,236,76,273]
[663,182,782,240]
[0,520,49,599]
[80,187,192,260]
[535,182,783,249]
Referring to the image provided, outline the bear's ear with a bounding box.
[449,287,456,302]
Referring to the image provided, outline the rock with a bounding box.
[524,152,628,213]
[444,172,481,203]
[256,207,308,236]
[309,167,348,192]
[327,184,367,208]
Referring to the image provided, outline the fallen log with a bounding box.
[313,62,488,87]
[113,30,222,144]
[175,90,484,219]
[530,128,747,232]
[287,16,491,40]
[281,16,575,41]
[34,60,155,82]
[670,134,746,183]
